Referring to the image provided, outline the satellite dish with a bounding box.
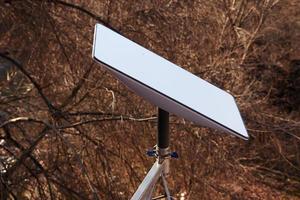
[92,23,249,199]
[92,24,248,140]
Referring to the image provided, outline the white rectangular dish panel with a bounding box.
[92,24,248,140]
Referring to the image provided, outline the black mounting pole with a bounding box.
[157,108,169,149]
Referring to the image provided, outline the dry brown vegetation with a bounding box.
[0,0,299,199]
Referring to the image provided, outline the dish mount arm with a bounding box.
[157,108,169,152]
[130,108,173,200]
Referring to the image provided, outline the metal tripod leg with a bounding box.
[161,174,171,200]
[130,161,164,200]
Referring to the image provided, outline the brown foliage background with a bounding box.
[0,0,299,199]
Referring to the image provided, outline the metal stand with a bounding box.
[131,108,177,200]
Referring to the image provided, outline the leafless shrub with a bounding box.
[0,0,299,199]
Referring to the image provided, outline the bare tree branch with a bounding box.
[0,53,58,114]
[50,0,111,27]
